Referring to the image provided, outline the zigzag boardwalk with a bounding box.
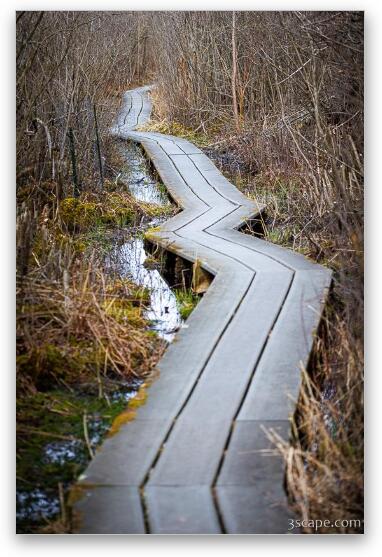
[72,86,332,534]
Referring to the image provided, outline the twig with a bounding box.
[58,482,67,525]
[83,410,94,459]
[16,426,77,441]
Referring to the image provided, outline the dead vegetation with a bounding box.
[16,10,363,533]
[17,11,154,191]
[16,173,169,532]
[143,11,363,532]
[17,259,163,394]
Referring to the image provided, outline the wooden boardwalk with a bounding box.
[72,86,332,534]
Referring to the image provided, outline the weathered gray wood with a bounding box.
[216,228,322,272]
[73,486,145,534]
[238,269,332,421]
[188,153,258,208]
[145,486,221,534]
[215,419,293,534]
[181,223,290,273]
[78,419,172,486]
[216,485,292,534]
[164,134,203,155]
[147,272,292,487]
[168,154,234,208]
[78,268,253,490]
[73,85,332,535]
[217,420,290,486]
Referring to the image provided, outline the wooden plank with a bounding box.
[148,136,188,155]
[181,221,291,273]
[147,272,292,487]
[139,137,209,212]
[217,420,290,486]
[126,267,254,422]
[126,92,141,128]
[145,486,221,534]
[77,268,253,489]
[73,486,145,534]
[138,87,152,124]
[188,153,258,207]
[78,419,172,486]
[147,416,233,487]
[166,135,203,155]
[215,419,294,535]
[215,228,321,272]
[216,485,292,534]
[146,229,224,276]
[73,84,333,535]
[168,154,234,208]
[238,269,332,421]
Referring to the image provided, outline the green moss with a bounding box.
[175,289,200,320]
[107,384,148,437]
[99,193,135,226]
[265,228,294,247]
[156,181,169,197]
[144,226,162,242]
[16,384,140,533]
[59,198,101,232]
[130,285,151,304]
[74,227,113,254]
[141,202,174,218]
[144,256,160,270]
[103,299,146,328]
[59,194,137,233]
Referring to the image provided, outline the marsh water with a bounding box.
[106,141,182,342]
[17,140,181,531]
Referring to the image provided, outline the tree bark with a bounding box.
[231,11,240,131]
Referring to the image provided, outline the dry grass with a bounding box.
[246,163,362,533]
[16,165,171,394]
[267,307,363,533]
[16,173,169,532]
[150,69,363,534]
[16,9,363,533]
[17,261,164,395]
[241,154,363,532]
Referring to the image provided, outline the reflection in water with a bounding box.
[117,141,170,206]
[107,235,182,342]
[107,140,182,342]
[17,489,61,523]
[44,440,83,465]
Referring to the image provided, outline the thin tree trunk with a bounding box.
[231,11,240,131]
[68,127,80,197]
[93,103,104,189]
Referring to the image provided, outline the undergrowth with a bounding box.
[224,167,363,533]
[147,89,364,532]
[16,141,171,533]
[174,289,200,320]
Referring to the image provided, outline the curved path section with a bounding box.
[72,86,332,534]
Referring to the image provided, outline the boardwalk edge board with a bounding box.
[72,85,332,534]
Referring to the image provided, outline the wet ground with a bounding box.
[16,140,181,532]
[107,234,182,342]
[116,140,170,205]
[107,141,182,342]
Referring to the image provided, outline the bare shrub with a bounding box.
[149,10,364,530]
